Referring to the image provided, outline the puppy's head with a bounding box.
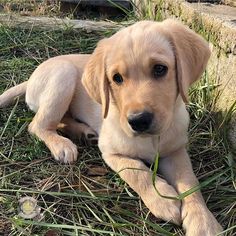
[82,20,210,137]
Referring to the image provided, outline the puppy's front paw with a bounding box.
[182,204,223,236]
[142,178,181,225]
[48,137,78,164]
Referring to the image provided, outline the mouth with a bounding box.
[130,127,158,137]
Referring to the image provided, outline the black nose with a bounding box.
[128,111,153,132]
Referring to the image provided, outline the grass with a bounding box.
[0,3,235,236]
[0,0,61,17]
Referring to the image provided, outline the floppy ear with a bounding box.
[163,19,211,103]
[82,39,110,118]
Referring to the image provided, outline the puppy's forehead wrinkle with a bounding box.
[131,79,152,91]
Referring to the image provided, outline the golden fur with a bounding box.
[0,19,222,235]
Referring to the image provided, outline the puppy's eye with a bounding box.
[152,64,168,78]
[113,73,123,84]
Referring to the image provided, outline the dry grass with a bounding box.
[0,0,60,17]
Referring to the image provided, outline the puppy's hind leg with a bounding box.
[58,115,98,146]
[28,69,78,164]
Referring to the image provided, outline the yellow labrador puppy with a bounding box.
[0,19,222,235]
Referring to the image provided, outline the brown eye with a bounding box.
[152,64,168,78]
[113,73,123,84]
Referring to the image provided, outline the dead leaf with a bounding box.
[87,166,109,176]
[44,229,60,236]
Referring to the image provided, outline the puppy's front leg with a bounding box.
[102,153,181,224]
[159,148,222,236]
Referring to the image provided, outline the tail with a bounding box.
[0,81,28,108]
